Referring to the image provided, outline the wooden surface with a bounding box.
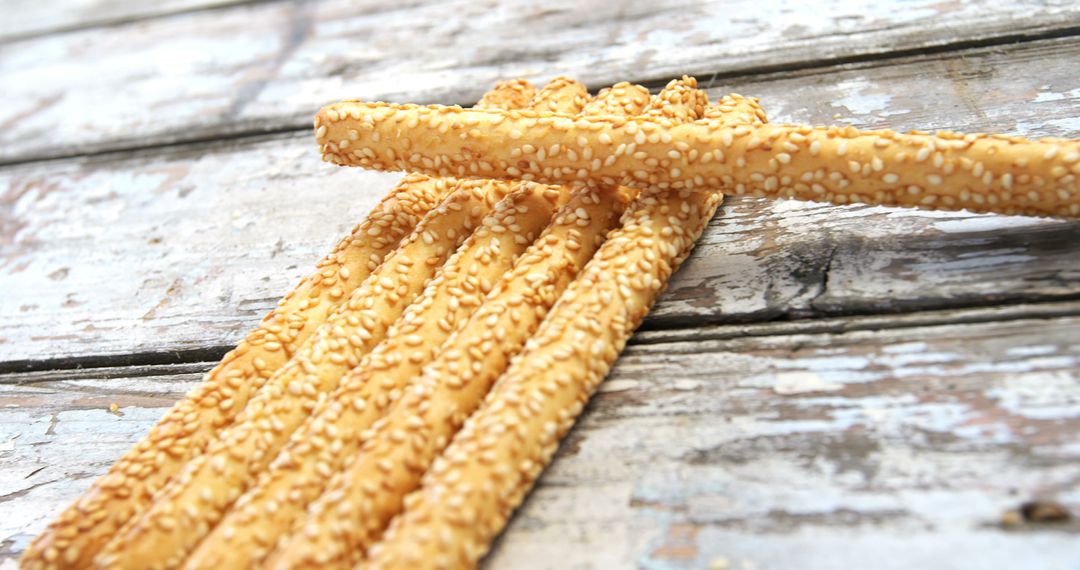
[2,1,1079,568]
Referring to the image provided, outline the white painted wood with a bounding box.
[0,0,262,42]
[1,0,1077,162]
[2,312,1077,566]
[3,37,1079,364]
[4,1,1079,567]
[485,314,1080,569]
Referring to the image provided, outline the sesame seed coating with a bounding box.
[641,76,709,122]
[185,81,600,567]
[473,79,537,110]
[19,173,444,570]
[580,82,650,116]
[22,80,532,570]
[369,185,723,570]
[263,184,628,570]
[261,81,675,570]
[362,81,728,570]
[315,80,1080,218]
[182,181,567,569]
[705,92,769,126]
[527,76,589,114]
[93,181,506,569]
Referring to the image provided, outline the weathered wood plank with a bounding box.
[2,312,1077,566]
[485,315,1080,569]
[3,37,1079,364]
[2,0,1078,163]
[0,0,268,43]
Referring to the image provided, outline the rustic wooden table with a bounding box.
[2,1,1079,568]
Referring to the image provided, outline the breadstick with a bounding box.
[528,76,589,114]
[355,77,721,570]
[18,175,443,570]
[579,81,651,116]
[21,79,536,570]
[177,78,592,569]
[94,181,507,570]
[264,184,630,570]
[314,89,1080,218]
[259,79,650,570]
[473,79,536,110]
[368,185,724,570]
[640,76,709,121]
[182,181,567,569]
[705,93,768,126]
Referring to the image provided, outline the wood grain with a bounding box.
[1,0,1078,163]
[3,309,1077,566]
[0,0,267,43]
[3,37,1079,365]
[4,1,1080,568]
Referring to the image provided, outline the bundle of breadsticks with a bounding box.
[26,71,1077,569]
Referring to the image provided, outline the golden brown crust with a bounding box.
[361,82,727,570]
[261,80,676,570]
[175,78,593,569]
[706,92,769,126]
[580,82,650,116]
[263,184,629,570]
[19,80,532,570]
[315,94,1080,218]
[18,174,443,570]
[93,181,507,569]
[473,79,537,110]
[527,76,589,114]
[182,181,567,569]
[641,76,709,121]
[369,186,724,570]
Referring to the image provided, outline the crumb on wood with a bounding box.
[1002,499,1072,526]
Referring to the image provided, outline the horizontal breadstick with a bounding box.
[369,185,724,570]
[18,174,444,570]
[362,78,726,570]
[264,184,630,570]
[314,98,1080,218]
[94,181,507,570]
[182,181,567,569]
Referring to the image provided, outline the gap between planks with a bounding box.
[5,298,1080,380]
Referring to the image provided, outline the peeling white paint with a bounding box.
[1032,87,1080,103]
[773,371,844,395]
[831,79,893,116]
[930,215,1049,234]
